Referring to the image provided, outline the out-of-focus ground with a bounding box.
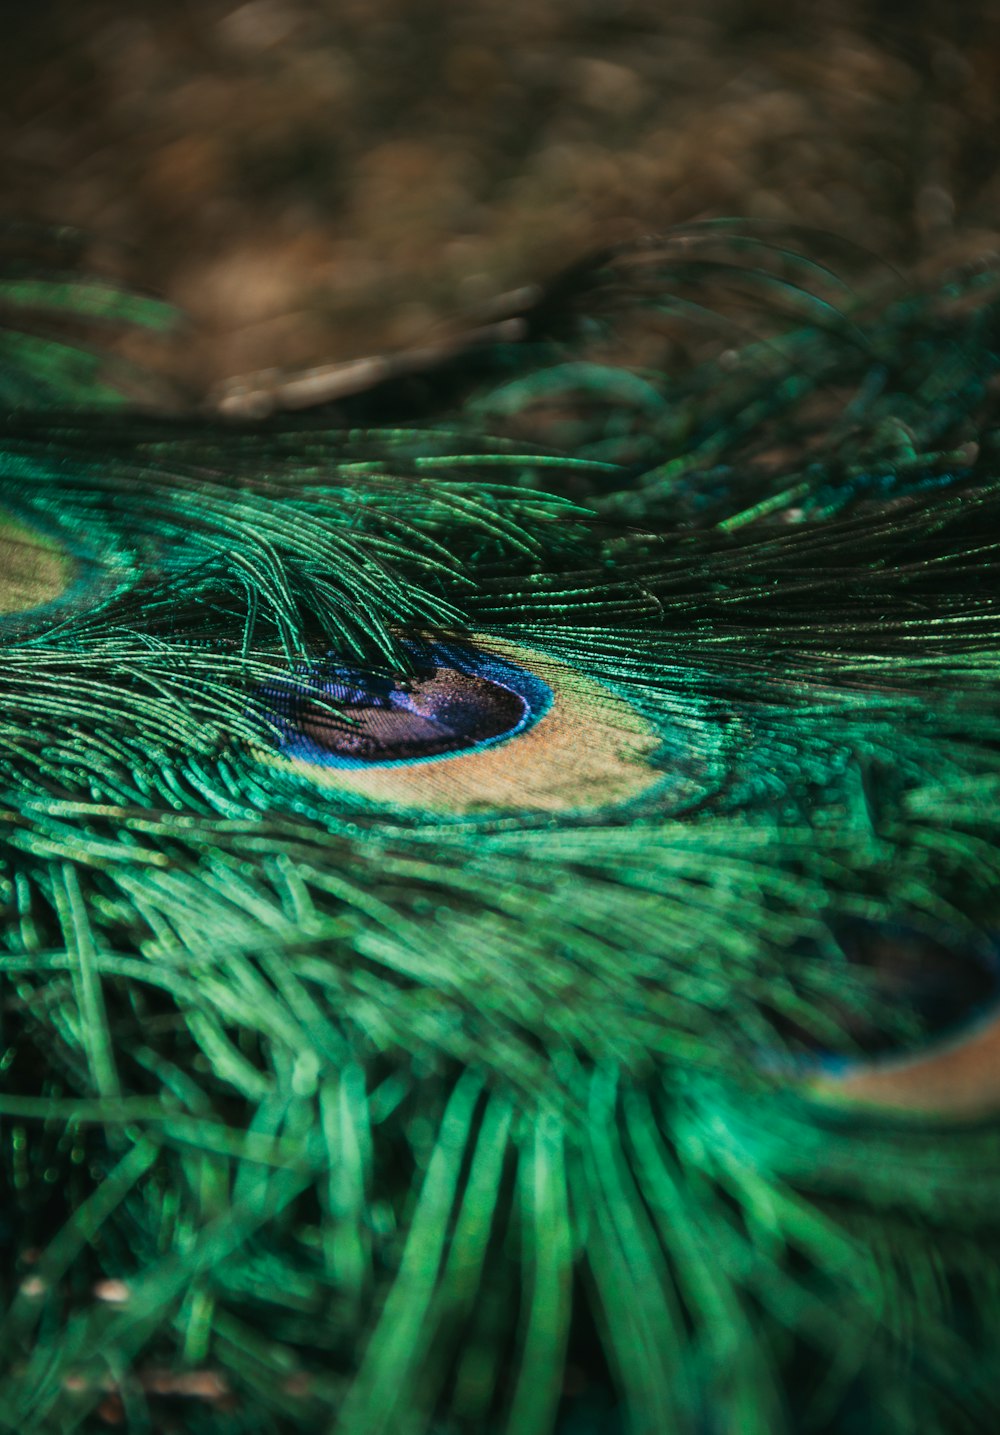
[3,0,1000,394]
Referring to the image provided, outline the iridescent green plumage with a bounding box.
[2,226,1000,1434]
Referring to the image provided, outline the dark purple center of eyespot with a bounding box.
[260,640,553,768]
[299,665,528,762]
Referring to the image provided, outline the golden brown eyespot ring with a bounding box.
[783,923,1000,1120]
[809,1013,1000,1120]
[0,503,136,637]
[0,506,76,620]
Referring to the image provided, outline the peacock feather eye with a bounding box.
[801,925,1000,1118]
[0,503,135,637]
[264,639,550,764]
[253,635,665,815]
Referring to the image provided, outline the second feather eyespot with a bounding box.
[0,502,135,637]
[795,922,1000,1118]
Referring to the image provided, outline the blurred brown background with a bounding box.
[3,0,1000,393]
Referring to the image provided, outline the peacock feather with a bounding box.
[1,222,1000,1434]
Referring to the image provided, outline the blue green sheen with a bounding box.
[0,224,999,1435]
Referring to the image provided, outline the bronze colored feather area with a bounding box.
[816,1017,1000,1118]
[0,508,72,616]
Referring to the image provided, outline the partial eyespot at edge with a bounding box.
[0,503,135,636]
[807,1012,1000,1120]
[0,505,74,619]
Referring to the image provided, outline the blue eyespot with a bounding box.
[258,639,553,769]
